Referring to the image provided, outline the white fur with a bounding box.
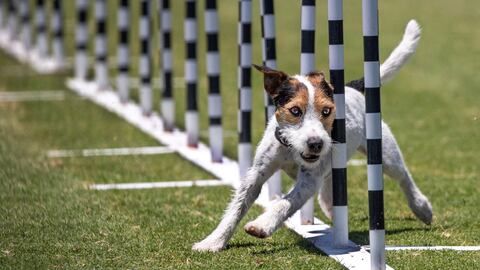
[380,20,421,84]
[192,20,432,252]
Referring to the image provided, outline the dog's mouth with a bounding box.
[300,152,320,163]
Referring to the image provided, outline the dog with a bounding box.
[193,20,432,252]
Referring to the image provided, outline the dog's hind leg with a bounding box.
[359,122,433,225]
[244,166,322,238]
[192,139,280,252]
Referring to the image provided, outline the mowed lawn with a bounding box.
[1,0,479,269]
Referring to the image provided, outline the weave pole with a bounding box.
[52,0,64,63]
[139,0,152,115]
[205,0,223,162]
[0,1,4,30]
[20,0,30,50]
[299,0,315,225]
[362,0,385,268]
[328,0,349,247]
[185,0,199,147]
[95,0,109,90]
[238,0,252,179]
[259,0,281,199]
[160,0,175,131]
[117,0,129,102]
[7,0,17,41]
[35,0,48,58]
[75,0,88,80]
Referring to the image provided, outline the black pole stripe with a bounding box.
[186,83,197,110]
[163,72,172,97]
[206,0,216,9]
[162,31,171,49]
[239,111,251,143]
[208,76,220,94]
[186,1,195,18]
[364,36,379,62]
[78,8,87,23]
[330,70,345,94]
[365,87,381,113]
[300,30,315,53]
[265,38,276,60]
[332,168,347,206]
[366,139,382,164]
[331,119,346,143]
[240,67,251,88]
[209,117,222,126]
[206,33,218,52]
[368,190,385,230]
[328,20,343,45]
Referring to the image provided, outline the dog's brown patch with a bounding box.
[307,73,336,132]
[275,79,309,126]
[314,91,335,132]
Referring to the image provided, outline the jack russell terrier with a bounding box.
[193,20,432,252]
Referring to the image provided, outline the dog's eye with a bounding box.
[289,106,302,117]
[321,107,331,117]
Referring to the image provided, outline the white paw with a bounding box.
[244,221,269,238]
[192,237,226,252]
[410,194,433,225]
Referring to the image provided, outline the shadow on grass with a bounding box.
[349,226,434,245]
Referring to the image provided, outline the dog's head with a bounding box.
[254,64,336,168]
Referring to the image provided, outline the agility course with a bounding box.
[0,0,479,269]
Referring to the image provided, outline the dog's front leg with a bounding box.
[192,140,280,252]
[244,166,322,238]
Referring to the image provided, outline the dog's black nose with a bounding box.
[307,137,323,153]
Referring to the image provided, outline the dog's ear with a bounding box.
[307,71,334,99]
[253,64,289,97]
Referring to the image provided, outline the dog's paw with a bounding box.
[410,194,433,225]
[244,221,268,238]
[192,238,226,252]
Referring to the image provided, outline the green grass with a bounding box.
[1,0,479,269]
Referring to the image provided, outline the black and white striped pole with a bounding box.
[205,0,223,162]
[362,0,385,268]
[0,1,4,30]
[238,0,252,179]
[160,0,175,131]
[52,0,64,63]
[20,0,30,50]
[7,0,17,41]
[75,0,89,80]
[35,0,47,57]
[117,0,129,102]
[260,0,281,199]
[328,0,349,247]
[139,0,152,115]
[299,0,315,225]
[185,0,199,147]
[95,0,109,90]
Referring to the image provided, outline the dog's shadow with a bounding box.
[226,224,434,256]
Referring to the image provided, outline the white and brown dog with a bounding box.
[193,20,432,252]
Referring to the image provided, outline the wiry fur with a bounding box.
[193,20,432,252]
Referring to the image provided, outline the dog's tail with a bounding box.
[346,20,421,91]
